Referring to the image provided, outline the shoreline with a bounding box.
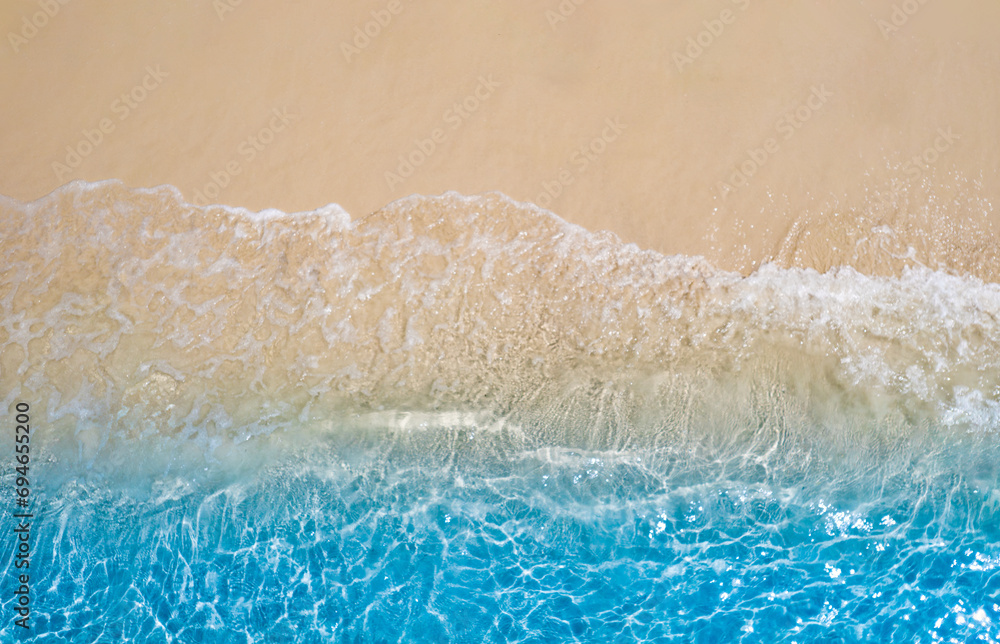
[6,178,998,284]
[1,1,997,277]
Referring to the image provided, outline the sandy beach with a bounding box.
[1,0,998,277]
[4,4,1000,639]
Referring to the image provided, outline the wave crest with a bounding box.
[1,182,998,462]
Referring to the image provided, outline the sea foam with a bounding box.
[2,181,999,642]
[1,180,998,468]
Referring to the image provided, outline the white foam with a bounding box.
[1,180,998,458]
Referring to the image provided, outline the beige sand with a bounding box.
[1,0,998,276]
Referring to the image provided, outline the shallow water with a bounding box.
[1,182,999,641]
[16,418,1000,642]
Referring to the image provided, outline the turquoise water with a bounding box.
[2,183,999,641]
[9,418,1000,642]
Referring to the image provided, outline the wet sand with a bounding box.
[1,0,998,276]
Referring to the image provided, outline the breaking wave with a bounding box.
[1,181,998,642]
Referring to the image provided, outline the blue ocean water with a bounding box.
[2,183,1000,641]
[8,416,1000,643]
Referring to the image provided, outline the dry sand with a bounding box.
[1,0,998,276]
